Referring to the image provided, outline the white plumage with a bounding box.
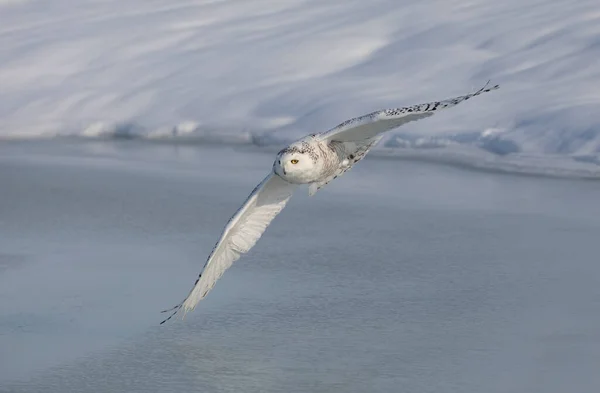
[160,82,499,323]
[181,174,295,312]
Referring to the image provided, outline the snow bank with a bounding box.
[1,0,599,175]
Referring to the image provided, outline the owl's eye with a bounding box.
[290,159,299,164]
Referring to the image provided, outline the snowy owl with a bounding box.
[160,82,500,323]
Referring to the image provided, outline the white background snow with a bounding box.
[1,0,599,175]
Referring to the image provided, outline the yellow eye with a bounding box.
[290,159,299,164]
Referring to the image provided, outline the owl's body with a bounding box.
[273,134,381,195]
[160,82,500,324]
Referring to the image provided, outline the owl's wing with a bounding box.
[317,82,499,143]
[160,172,296,324]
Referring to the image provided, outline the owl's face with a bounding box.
[273,148,317,184]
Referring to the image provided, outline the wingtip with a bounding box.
[159,303,183,325]
[485,80,500,90]
[160,304,180,313]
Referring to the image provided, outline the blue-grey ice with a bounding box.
[1,141,600,392]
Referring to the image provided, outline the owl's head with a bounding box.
[273,146,317,184]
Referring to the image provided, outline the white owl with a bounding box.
[161,82,500,323]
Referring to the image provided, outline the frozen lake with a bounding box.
[1,141,600,392]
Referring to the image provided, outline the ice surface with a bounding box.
[1,0,600,176]
[1,142,600,392]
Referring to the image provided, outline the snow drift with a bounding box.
[1,0,599,177]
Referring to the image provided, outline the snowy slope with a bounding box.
[1,0,599,176]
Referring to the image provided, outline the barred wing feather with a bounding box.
[318,82,499,143]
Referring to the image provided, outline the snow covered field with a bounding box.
[1,0,600,176]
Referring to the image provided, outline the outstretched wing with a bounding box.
[317,82,500,143]
[160,173,296,324]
